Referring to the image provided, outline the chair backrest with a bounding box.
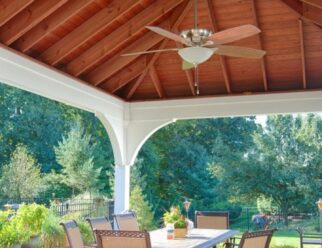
[113,212,140,231]
[95,230,151,248]
[195,211,229,229]
[239,229,277,248]
[86,216,112,243]
[60,220,85,248]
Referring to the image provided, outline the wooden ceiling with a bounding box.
[1,0,322,101]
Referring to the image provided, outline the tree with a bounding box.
[54,122,102,195]
[218,115,322,226]
[0,144,42,200]
[130,186,156,230]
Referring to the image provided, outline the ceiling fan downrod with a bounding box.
[194,0,198,29]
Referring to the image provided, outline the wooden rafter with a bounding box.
[205,0,231,94]
[13,0,95,52]
[281,0,322,26]
[0,0,67,45]
[149,65,166,98]
[100,56,147,93]
[125,0,193,100]
[251,0,269,91]
[303,2,322,26]
[299,19,307,89]
[302,0,322,9]
[85,21,170,86]
[65,0,185,77]
[280,0,304,15]
[0,0,34,27]
[38,0,139,65]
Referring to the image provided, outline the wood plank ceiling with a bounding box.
[1,0,322,101]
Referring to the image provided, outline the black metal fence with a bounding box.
[228,207,320,232]
[0,198,114,220]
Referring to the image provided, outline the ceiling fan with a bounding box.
[122,0,266,95]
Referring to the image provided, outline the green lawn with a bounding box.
[271,230,322,248]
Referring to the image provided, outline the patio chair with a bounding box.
[86,216,112,243]
[195,211,229,229]
[113,212,140,231]
[226,229,277,248]
[60,220,95,248]
[95,230,151,248]
[295,227,322,248]
[195,211,232,248]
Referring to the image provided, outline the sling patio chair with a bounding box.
[113,211,140,231]
[195,211,232,248]
[60,220,96,248]
[225,228,277,248]
[86,216,112,243]
[195,211,230,229]
[95,230,151,248]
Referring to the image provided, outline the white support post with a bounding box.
[114,164,131,214]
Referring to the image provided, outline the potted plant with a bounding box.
[14,204,49,248]
[163,206,188,238]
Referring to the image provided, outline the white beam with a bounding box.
[129,91,322,122]
[0,45,124,121]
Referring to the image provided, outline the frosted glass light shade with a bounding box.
[178,47,215,65]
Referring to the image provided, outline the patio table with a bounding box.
[150,228,239,248]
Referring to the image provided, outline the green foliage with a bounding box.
[163,206,187,229]
[15,203,49,236]
[54,122,102,195]
[0,220,30,247]
[40,211,65,248]
[130,186,156,230]
[0,82,114,198]
[0,145,42,199]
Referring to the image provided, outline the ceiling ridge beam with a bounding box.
[0,0,34,27]
[299,19,307,89]
[205,0,232,94]
[149,65,166,98]
[65,0,186,77]
[125,0,193,100]
[0,0,68,45]
[13,0,95,53]
[38,0,140,65]
[251,0,269,91]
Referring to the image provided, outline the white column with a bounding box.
[114,164,131,213]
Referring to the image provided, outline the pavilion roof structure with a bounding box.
[0,0,322,102]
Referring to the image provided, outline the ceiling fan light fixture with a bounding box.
[178,47,215,65]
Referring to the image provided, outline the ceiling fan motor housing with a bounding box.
[180,29,213,45]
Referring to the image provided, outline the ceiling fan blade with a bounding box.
[182,60,195,70]
[208,25,261,45]
[146,26,191,46]
[214,45,266,58]
[122,48,179,56]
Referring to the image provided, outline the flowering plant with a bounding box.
[163,206,187,229]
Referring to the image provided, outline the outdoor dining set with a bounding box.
[60,211,277,248]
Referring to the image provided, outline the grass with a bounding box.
[271,230,322,248]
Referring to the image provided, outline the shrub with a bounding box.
[0,220,29,247]
[15,203,49,236]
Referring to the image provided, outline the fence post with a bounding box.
[246,208,250,231]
